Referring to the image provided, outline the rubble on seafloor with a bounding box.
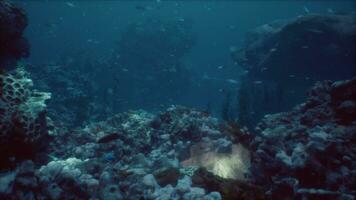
[0,105,259,199]
[249,77,356,200]
[0,77,355,200]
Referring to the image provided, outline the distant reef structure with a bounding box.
[27,17,197,127]
[0,0,29,70]
[232,13,356,84]
[232,13,356,127]
[109,17,196,112]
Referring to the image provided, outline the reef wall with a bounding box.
[233,13,356,127]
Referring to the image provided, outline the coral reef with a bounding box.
[233,14,356,83]
[0,0,29,70]
[249,78,356,199]
[233,13,356,127]
[0,105,255,199]
[0,67,51,168]
[1,78,355,199]
[29,63,95,126]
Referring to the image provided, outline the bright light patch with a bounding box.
[181,144,250,180]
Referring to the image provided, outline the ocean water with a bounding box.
[1,1,356,199]
[13,0,355,126]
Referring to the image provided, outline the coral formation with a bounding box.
[249,78,356,199]
[0,105,255,199]
[0,0,29,70]
[0,67,51,168]
[232,13,356,126]
[29,63,95,126]
[233,14,356,83]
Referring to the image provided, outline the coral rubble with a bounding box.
[249,78,356,199]
[0,106,255,199]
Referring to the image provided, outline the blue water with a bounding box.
[14,0,356,125]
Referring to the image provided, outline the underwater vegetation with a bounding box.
[0,0,355,200]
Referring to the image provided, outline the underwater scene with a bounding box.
[0,0,356,199]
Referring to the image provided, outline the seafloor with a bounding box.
[0,1,355,200]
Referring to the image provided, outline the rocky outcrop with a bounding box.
[233,13,356,127]
[0,0,29,70]
[232,13,356,84]
[249,78,356,199]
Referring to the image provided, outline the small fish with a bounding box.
[228,25,236,30]
[217,65,224,69]
[229,46,237,53]
[122,68,129,72]
[66,2,75,8]
[289,75,296,78]
[270,48,277,52]
[135,5,153,11]
[104,152,115,162]
[303,6,310,14]
[261,67,268,72]
[327,8,334,14]
[242,70,249,75]
[107,88,113,95]
[306,28,324,34]
[226,79,238,84]
[97,133,120,143]
[87,39,100,44]
[202,74,210,80]
[302,46,309,49]
[254,81,263,84]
